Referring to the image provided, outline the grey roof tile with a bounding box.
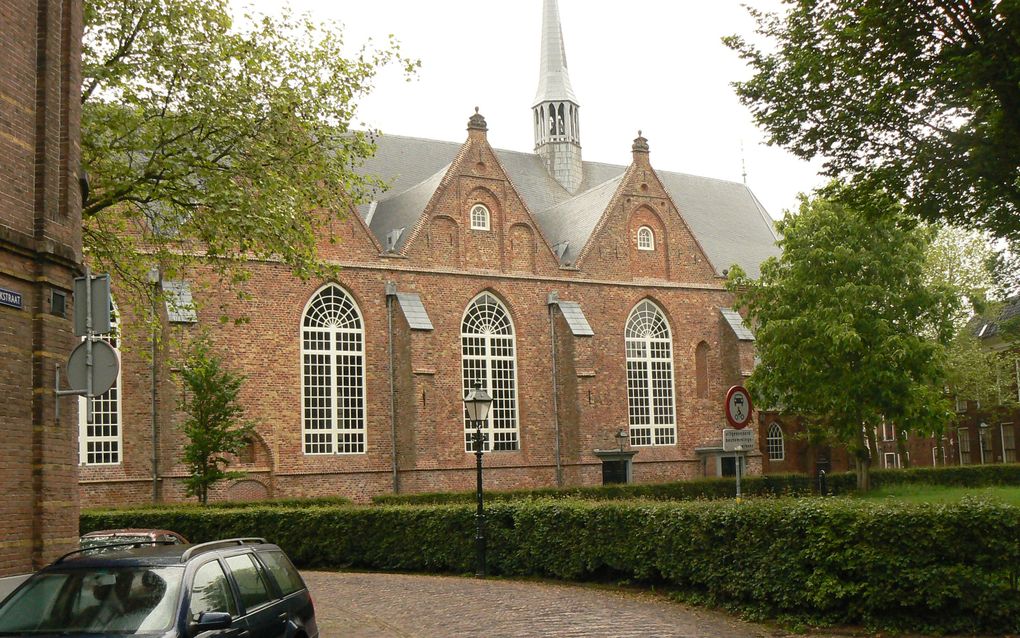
[162,280,197,324]
[553,299,594,336]
[720,307,754,341]
[358,133,780,277]
[395,292,434,331]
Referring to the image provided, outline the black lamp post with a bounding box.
[463,381,493,578]
[615,427,628,452]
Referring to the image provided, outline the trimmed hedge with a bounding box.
[372,464,1020,506]
[81,498,1020,634]
[83,495,352,512]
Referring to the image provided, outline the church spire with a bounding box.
[533,0,583,193]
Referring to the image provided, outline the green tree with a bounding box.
[82,0,418,300]
[728,187,959,490]
[724,1,1020,239]
[179,339,256,504]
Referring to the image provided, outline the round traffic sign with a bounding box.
[725,385,753,429]
[67,339,120,396]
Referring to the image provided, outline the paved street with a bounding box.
[303,571,816,638]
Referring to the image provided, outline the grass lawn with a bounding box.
[856,483,1020,505]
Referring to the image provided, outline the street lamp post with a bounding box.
[463,381,493,578]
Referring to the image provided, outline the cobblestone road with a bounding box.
[303,571,822,638]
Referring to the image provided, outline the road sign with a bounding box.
[66,339,120,396]
[73,273,111,336]
[723,428,755,452]
[725,385,753,429]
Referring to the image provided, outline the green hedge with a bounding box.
[372,464,1020,505]
[82,498,1020,634]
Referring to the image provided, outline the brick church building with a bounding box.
[79,0,781,505]
[1,0,83,575]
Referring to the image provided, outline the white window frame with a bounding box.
[1002,423,1016,463]
[301,284,367,455]
[881,421,895,442]
[470,204,490,231]
[461,292,519,452]
[636,226,654,251]
[883,452,900,468]
[958,427,971,465]
[79,299,122,466]
[625,300,676,446]
[766,422,785,461]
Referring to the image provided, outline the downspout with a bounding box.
[386,282,399,493]
[547,292,563,487]
[148,267,160,503]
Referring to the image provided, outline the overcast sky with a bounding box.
[237,0,826,219]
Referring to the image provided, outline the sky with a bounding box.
[237,0,827,219]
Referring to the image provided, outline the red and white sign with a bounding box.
[725,385,753,429]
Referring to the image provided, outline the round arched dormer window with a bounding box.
[637,226,654,251]
[470,204,490,231]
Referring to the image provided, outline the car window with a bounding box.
[0,567,181,634]
[190,560,237,622]
[259,550,305,596]
[225,554,275,611]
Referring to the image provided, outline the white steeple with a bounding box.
[533,0,583,193]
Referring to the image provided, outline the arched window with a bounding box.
[637,226,654,251]
[301,284,366,455]
[625,300,676,446]
[79,298,121,465]
[470,204,490,231]
[461,293,519,452]
[695,341,709,399]
[767,423,785,461]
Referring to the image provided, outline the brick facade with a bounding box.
[0,0,83,575]
[80,121,761,507]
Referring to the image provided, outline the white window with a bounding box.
[958,427,971,464]
[637,226,654,251]
[301,284,366,455]
[461,293,519,451]
[625,300,676,446]
[883,452,900,468]
[766,423,785,461]
[1002,423,1016,463]
[79,299,121,465]
[881,421,895,442]
[470,204,490,231]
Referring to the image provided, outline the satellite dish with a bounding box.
[66,340,120,396]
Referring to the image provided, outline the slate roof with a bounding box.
[394,292,434,331]
[358,133,780,278]
[161,280,197,324]
[973,297,1020,339]
[552,299,595,336]
[720,307,755,341]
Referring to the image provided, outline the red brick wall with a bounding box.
[0,0,83,575]
[79,125,769,506]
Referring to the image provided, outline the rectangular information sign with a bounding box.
[0,287,23,310]
[723,428,755,452]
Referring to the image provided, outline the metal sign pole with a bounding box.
[83,264,94,423]
[735,445,743,500]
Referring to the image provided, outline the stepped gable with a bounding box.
[359,132,780,277]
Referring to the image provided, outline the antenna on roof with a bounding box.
[740,140,748,185]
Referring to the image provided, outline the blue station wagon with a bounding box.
[0,537,317,637]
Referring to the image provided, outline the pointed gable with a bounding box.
[571,134,717,283]
[379,110,562,275]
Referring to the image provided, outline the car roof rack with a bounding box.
[180,537,268,562]
[55,540,180,563]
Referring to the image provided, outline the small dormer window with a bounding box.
[471,204,490,231]
[637,226,654,251]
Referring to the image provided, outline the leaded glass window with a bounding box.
[625,300,676,446]
[470,204,490,231]
[461,293,518,451]
[767,422,785,461]
[79,299,121,465]
[301,285,366,455]
[637,226,654,251]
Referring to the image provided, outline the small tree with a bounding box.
[179,339,256,504]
